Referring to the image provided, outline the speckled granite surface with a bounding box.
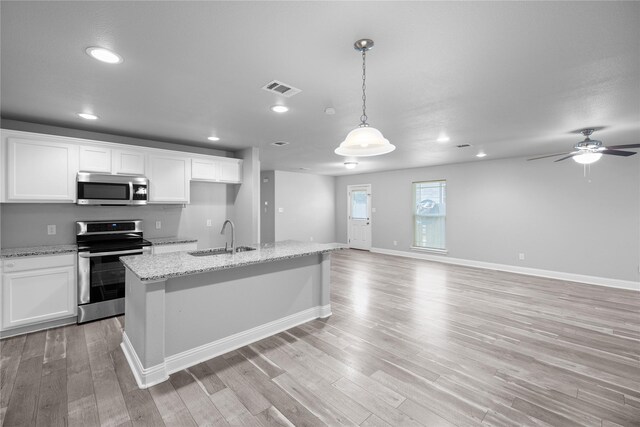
[121,240,345,282]
[146,237,198,246]
[1,244,78,259]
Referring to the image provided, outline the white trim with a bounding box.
[123,304,331,389]
[371,247,639,291]
[410,246,448,255]
[121,332,168,389]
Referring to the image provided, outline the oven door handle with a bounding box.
[79,249,145,258]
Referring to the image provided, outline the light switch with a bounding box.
[155,221,162,229]
[278,207,284,213]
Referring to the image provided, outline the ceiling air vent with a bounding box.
[262,80,302,98]
[456,144,472,148]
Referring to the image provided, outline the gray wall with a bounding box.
[260,171,276,243]
[336,156,640,282]
[274,171,335,244]
[1,181,231,249]
[229,147,260,246]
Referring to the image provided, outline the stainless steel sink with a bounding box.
[188,246,256,257]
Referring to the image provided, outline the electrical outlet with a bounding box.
[518,253,525,260]
[310,236,314,242]
[155,221,161,229]
[393,240,398,246]
[372,207,377,213]
[206,219,212,227]
[47,225,56,235]
[278,207,284,213]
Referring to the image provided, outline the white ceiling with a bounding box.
[1,1,639,175]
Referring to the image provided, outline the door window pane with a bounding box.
[351,190,368,219]
[413,180,446,250]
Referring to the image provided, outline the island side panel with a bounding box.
[163,253,327,360]
[124,269,166,369]
[320,252,331,312]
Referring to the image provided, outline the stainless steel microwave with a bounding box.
[77,173,148,205]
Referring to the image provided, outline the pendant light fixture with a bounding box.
[335,39,395,157]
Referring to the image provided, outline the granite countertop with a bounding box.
[146,237,198,246]
[121,240,345,282]
[1,244,78,259]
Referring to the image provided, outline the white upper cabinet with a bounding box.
[147,154,191,203]
[79,145,112,173]
[1,129,240,204]
[113,149,145,175]
[7,137,78,202]
[191,157,242,183]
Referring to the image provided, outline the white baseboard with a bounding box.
[121,332,169,389]
[123,304,331,389]
[370,247,639,291]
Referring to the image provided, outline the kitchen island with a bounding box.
[120,240,343,388]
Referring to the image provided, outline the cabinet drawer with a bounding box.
[2,253,75,272]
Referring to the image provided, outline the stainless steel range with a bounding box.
[76,220,151,324]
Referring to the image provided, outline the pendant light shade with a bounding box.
[335,126,395,156]
[335,39,395,157]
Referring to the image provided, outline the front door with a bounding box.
[348,184,372,250]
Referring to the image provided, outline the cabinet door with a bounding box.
[191,158,217,181]
[220,160,242,183]
[147,155,190,203]
[7,138,78,201]
[79,145,112,173]
[1,265,76,330]
[113,149,146,175]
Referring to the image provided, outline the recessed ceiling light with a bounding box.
[324,107,336,115]
[344,161,358,169]
[271,141,290,147]
[207,136,220,142]
[476,152,487,158]
[299,167,310,171]
[436,135,450,143]
[85,47,123,64]
[270,105,289,113]
[77,113,98,120]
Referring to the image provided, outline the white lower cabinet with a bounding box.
[151,242,197,255]
[1,254,77,331]
[147,154,191,203]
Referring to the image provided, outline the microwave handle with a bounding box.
[129,182,134,202]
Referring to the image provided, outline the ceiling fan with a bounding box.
[528,129,640,164]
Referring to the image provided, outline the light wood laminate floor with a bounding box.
[1,249,639,426]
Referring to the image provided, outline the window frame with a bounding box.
[411,179,448,254]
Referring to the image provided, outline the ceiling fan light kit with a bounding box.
[335,39,396,157]
[528,128,639,164]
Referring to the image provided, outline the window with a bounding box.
[413,180,446,250]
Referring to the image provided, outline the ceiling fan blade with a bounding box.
[554,153,578,162]
[527,152,571,161]
[601,149,637,157]
[605,144,640,150]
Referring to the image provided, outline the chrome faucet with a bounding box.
[220,220,235,254]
